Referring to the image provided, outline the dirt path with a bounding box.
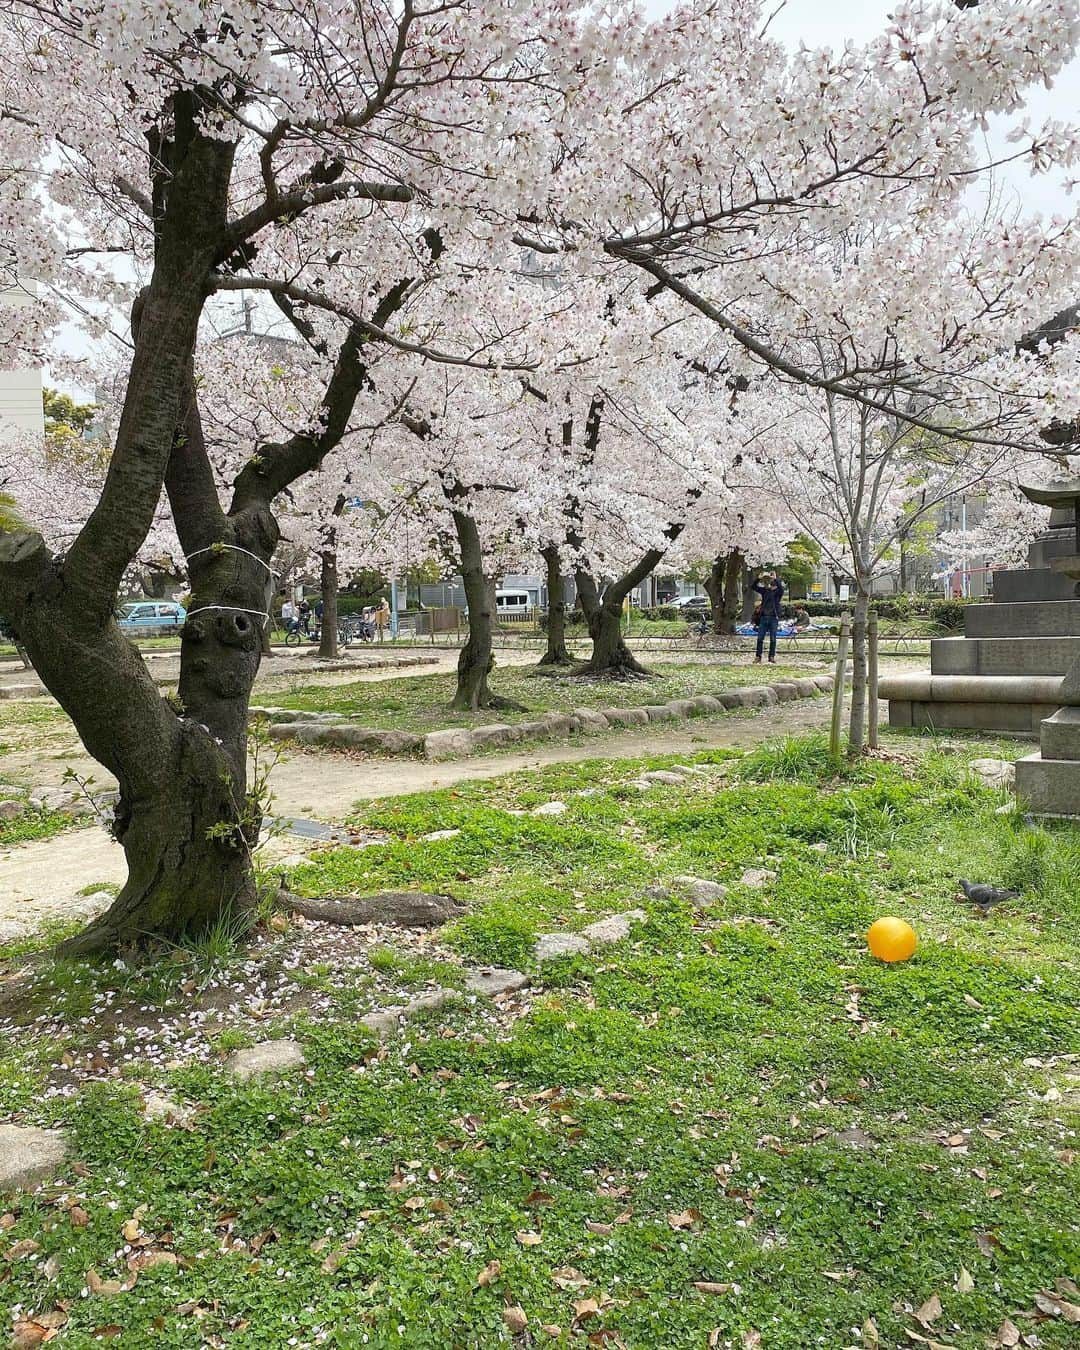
[0,691,845,941]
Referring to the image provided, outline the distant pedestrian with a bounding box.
[314,597,324,623]
[752,571,785,664]
[298,598,311,634]
[280,596,296,632]
[375,597,390,641]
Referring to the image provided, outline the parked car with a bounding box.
[666,595,710,611]
[117,600,187,636]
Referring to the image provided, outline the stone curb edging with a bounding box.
[264,673,836,761]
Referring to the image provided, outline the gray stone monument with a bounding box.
[882,478,1080,814]
[1012,478,1080,814]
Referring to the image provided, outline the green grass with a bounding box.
[0,737,1077,1347]
[276,658,825,732]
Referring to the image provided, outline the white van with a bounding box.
[495,589,532,618]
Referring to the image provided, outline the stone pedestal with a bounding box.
[882,478,1080,815]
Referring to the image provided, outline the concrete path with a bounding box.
[0,690,845,941]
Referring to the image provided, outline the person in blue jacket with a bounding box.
[752,570,785,664]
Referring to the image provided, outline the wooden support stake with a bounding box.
[829,613,850,760]
[867,609,880,750]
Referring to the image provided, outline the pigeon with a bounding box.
[957,878,1020,912]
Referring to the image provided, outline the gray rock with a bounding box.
[361,1007,404,1039]
[572,708,610,734]
[970,757,1016,790]
[515,719,556,740]
[267,720,332,743]
[466,967,530,998]
[689,695,724,715]
[717,691,747,709]
[669,764,707,777]
[664,699,697,719]
[471,723,521,749]
[741,686,780,707]
[0,798,24,819]
[639,770,685,786]
[794,678,820,698]
[771,682,800,702]
[420,828,461,842]
[0,683,43,700]
[739,867,777,888]
[0,1124,68,1192]
[404,988,456,1017]
[540,712,580,736]
[362,989,456,1039]
[813,675,834,692]
[673,876,728,907]
[225,1039,306,1081]
[141,1092,196,1128]
[332,726,423,754]
[424,728,476,760]
[642,704,678,722]
[600,707,649,727]
[533,931,590,962]
[580,909,646,945]
[531,800,567,816]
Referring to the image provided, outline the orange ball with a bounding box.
[866,916,917,963]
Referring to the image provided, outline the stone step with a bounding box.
[930,635,1080,677]
[992,568,1077,604]
[1039,706,1080,761]
[1015,751,1080,816]
[963,600,1080,639]
[881,673,1066,735]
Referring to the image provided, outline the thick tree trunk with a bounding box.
[574,568,651,679]
[538,544,572,666]
[319,548,339,659]
[449,509,525,711]
[704,548,743,634]
[847,584,870,756]
[740,561,757,622]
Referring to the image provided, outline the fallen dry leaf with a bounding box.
[954,1266,975,1294]
[502,1305,528,1335]
[476,1260,501,1288]
[904,1331,957,1350]
[667,1208,702,1231]
[120,1219,140,1242]
[541,1326,562,1339]
[991,1320,1021,1348]
[585,1221,613,1236]
[515,1230,542,1247]
[915,1292,943,1326]
[9,1323,48,1350]
[862,1317,880,1347]
[8,1239,41,1259]
[691,1282,732,1296]
[1034,1289,1080,1322]
[127,1250,178,1272]
[69,1207,90,1229]
[573,1298,601,1322]
[551,1267,588,1291]
[742,1332,762,1349]
[85,1269,127,1297]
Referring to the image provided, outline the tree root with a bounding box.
[275,887,462,927]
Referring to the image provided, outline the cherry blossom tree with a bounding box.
[0,0,588,952]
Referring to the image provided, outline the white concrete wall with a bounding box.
[0,280,44,436]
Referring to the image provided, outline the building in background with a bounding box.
[0,279,44,436]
